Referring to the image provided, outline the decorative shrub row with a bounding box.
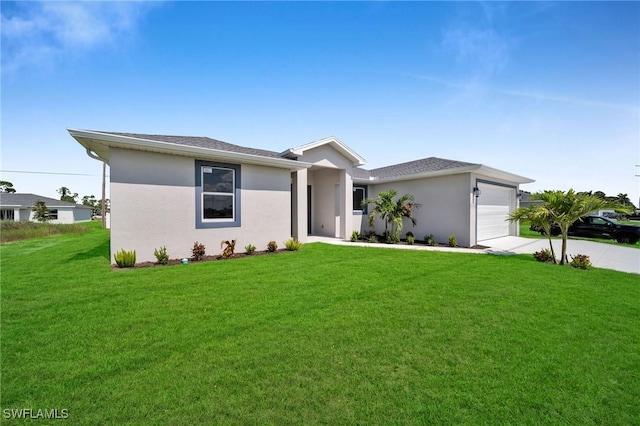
[116,238,302,268]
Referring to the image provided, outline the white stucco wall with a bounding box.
[25,207,91,224]
[109,148,292,263]
[364,173,473,247]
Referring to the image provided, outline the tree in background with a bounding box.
[0,181,16,193]
[58,187,78,203]
[82,195,110,217]
[32,201,52,222]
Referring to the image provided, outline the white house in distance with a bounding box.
[68,129,534,263]
[0,193,93,223]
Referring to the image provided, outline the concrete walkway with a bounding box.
[306,236,640,274]
[481,236,640,275]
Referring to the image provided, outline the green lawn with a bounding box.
[2,227,639,424]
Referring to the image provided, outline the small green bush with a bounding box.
[369,235,378,243]
[406,235,415,245]
[284,238,302,251]
[245,244,256,255]
[153,246,169,264]
[533,249,555,263]
[350,230,360,242]
[114,249,136,268]
[267,241,278,252]
[448,234,458,247]
[425,234,436,246]
[570,254,592,270]
[192,241,206,261]
[386,232,400,244]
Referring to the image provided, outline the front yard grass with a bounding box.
[1,227,639,424]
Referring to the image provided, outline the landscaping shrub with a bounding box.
[425,234,436,246]
[369,235,378,243]
[386,233,400,244]
[245,244,256,255]
[533,248,555,263]
[153,246,169,265]
[406,235,415,245]
[350,230,360,242]
[570,254,592,270]
[114,249,136,268]
[448,234,457,247]
[192,241,206,261]
[284,238,302,251]
[267,241,278,252]
[220,239,236,258]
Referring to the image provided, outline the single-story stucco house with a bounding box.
[69,129,534,263]
[0,193,93,223]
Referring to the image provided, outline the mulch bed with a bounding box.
[113,249,287,270]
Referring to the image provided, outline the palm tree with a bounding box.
[363,189,421,242]
[513,189,632,265]
[509,204,557,263]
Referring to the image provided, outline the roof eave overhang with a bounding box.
[281,136,367,167]
[475,165,535,185]
[68,129,312,171]
[352,165,482,184]
[352,164,535,185]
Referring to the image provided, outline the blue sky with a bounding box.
[2,1,639,205]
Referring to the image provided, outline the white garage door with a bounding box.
[477,183,514,241]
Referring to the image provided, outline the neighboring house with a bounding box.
[0,193,93,224]
[69,129,534,263]
[519,192,544,209]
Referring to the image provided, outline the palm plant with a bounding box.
[363,189,421,242]
[509,204,557,264]
[511,189,632,265]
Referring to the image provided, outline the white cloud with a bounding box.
[414,74,640,114]
[1,1,155,74]
[441,26,511,75]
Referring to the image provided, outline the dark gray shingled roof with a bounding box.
[354,157,479,180]
[0,193,90,208]
[105,132,283,159]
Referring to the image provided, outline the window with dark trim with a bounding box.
[353,185,367,213]
[195,160,241,229]
[48,209,58,220]
[1,209,14,220]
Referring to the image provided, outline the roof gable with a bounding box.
[282,136,367,166]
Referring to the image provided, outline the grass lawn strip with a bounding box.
[1,227,639,424]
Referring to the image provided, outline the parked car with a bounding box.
[531,215,640,244]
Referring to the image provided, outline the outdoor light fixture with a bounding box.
[516,191,523,199]
[472,187,481,197]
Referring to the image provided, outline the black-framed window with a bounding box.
[48,209,58,220]
[353,185,367,213]
[195,160,241,229]
[1,209,14,220]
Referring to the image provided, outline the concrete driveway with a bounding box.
[482,236,640,274]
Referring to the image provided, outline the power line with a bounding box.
[0,170,108,177]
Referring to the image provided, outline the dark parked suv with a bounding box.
[532,215,640,244]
